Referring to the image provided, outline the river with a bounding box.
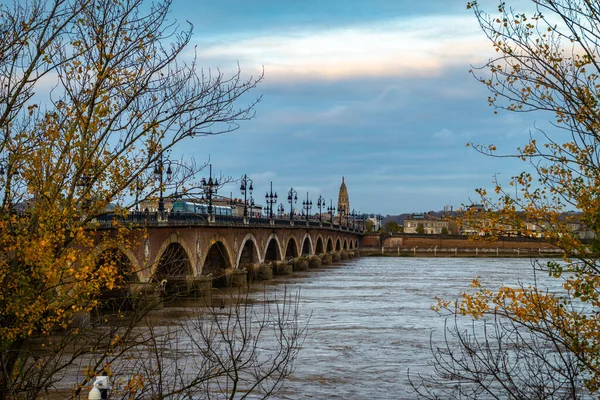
[245,256,552,399]
[48,256,556,399]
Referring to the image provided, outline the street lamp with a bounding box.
[77,173,91,190]
[327,199,335,224]
[302,192,312,222]
[351,209,357,230]
[316,195,325,222]
[248,197,255,218]
[153,154,173,213]
[277,203,285,217]
[0,157,17,209]
[201,163,218,215]
[265,181,278,218]
[134,178,143,211]
[239,174,253,217]
[287,187,297,221]
[0,158,17,182]
[76,172,92,209]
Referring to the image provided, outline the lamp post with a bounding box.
[0,157,18,207]
[77,173,91,191]
[351,209,357,230]
[201,163,218,215]
[302,192,312,222]
[327,199,335,224]
[248,197,255,218]
[76,172,92,209]
[0,160,13,178]
[0,158,17,183]
[153,153,173,213]
[265,181,278,218]
[239,174,253,217]
[287,187,297,221]
[134,178,142,211]
[316,195,325,222]
[277,203,285,218]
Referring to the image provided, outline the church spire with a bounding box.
[337,177,349,218]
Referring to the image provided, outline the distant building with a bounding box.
[404,213,449,234]
[138,198,175,213]
[457,207,597,239]
[525,215,596,240]
[337,177,349,221]
[366,215,382,231]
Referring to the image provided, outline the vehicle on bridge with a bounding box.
[171,201,233,216]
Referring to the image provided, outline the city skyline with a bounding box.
[169,0,543,215]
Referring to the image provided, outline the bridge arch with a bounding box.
[263,233,283,262]
[153,234,195,279]
[335,238,341,251]
[93,244,140,281]
[301,234,313,256]
[155,243,193,279]
[355,239,359,249]
[92,248,139,310]
[343,239,348,250]
[349,240,353,250]
[315,236,324,254]
[284,237,299,259]
[326,238,334,252]
[202,236,234,287]
[236,233,261,269]
[94,248,138,283]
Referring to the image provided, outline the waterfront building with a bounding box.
[404,213,450,235]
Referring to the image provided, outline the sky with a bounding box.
[167,0,543,216]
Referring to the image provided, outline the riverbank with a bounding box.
[360,247,563,258]
[360,234,562,258]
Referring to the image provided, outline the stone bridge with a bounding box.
[93,216,363,293]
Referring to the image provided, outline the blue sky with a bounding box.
[169,0,542,216]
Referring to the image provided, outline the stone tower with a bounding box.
[337,177,349,217]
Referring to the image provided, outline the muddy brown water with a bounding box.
[45,257,557,399]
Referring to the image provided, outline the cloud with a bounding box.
[193,15,492,81]
[178,6,548,214]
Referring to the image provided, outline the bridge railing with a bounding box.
[213,214,244,224]
[94,211,365,233]
[169,212,208,224]
[96,211,160,224]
